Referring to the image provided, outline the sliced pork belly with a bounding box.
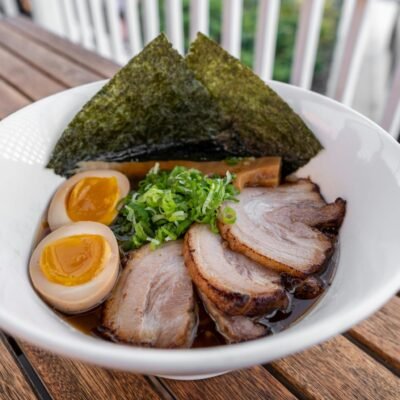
[102,241,197,348]
[198,290,268,343]
[184,224,288,317]
[219,179,346,278]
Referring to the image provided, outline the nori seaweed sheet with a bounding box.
[48,33,322,177]
[185,33,323,175]
[47,34,234,176]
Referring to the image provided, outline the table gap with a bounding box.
[0,45,66,100]
[0,79,31,118]
[263,364,308,400]
[146,376,177,400]
[0,41,73,91]
[4,335,52,400]
[343,332,400,377]
[0,71,37,102]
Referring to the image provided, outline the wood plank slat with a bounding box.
[221,0,243,59]
[162,366,297,400]
[325,0,355,99]
[271,335,400,400]
[348,297,400,374]
[0,22,101,88]
[253,0,280,81]
[0,335,37,400]
[30,0,66,38]
[88,0,112,58]
[59,0,80,43]
[5,16,119,78]
[142,0,160,45]
[165,0,184,54]
[0,79,30,119]
[126,0,143,57]
[290,0,325,89]
[381,62,400,138]
[0,46,65,100]
[189,0,209,40]
[105,0,128,65]
[1,0,18,16]
[19,343,162,400]
[74,0,95,51]
[326,0,371,106]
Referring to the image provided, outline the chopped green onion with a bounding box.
[111,166,239,249]
[220,206,237,224]
[224,157,243,166]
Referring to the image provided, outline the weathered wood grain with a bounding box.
[0,335,37,400]
[0,24,101,87]
[162,366,297,400]
[0,46,64,100]
[349,297,400,373]
[271,335,400,400]
[19,343,162,400]
[6,17,120,78]
[0,79,30,118]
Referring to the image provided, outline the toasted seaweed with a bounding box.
[185,33,323,175]
[48,33,322,177]
[47,34,233,176]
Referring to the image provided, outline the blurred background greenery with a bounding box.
[159,0,342,93]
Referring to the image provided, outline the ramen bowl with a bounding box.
[1,80,400,380]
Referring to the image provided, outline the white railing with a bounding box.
[290,0,325,90]
[0,0,399,138]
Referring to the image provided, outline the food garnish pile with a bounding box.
[29,34,346,348]
[112,165,239,250]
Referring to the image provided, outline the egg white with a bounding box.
[29,221,120,314]
[48,170,130,231]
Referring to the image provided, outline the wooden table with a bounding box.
[0,16,399,400]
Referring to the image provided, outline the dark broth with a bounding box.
[62,294,227,347]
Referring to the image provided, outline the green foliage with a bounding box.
[273,0,299,82]
[274,0,341,90]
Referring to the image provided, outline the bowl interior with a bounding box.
[1,81,400,376]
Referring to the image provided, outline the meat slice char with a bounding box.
[102,241,198,348]
[184,224,288,317]
[198,290,269,343]
[219,179,346,278]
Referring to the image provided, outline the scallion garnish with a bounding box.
[220,206,237,224]
[112,165,239,249]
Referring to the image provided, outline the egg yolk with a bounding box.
[40,234,109,286]
[66,177,120,225]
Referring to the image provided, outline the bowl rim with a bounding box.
[1,79,400,375]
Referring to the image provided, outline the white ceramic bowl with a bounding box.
[1,80,400,380]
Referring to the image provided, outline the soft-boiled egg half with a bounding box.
[29,221,120,314]
[48,170,130,231]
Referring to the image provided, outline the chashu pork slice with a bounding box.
[219,179,346,278]
[184,224,288,317]
[198,290,269,343]
[102,241,197,348]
